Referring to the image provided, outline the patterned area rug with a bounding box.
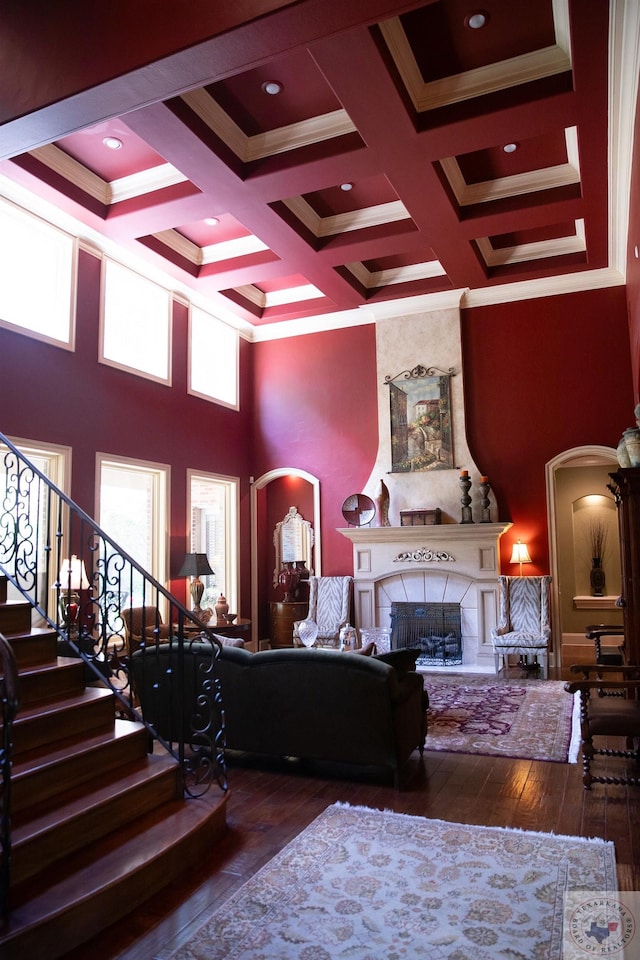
[166,803,617,960]
[423,674,578,762]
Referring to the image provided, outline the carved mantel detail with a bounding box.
[393,549,455,563]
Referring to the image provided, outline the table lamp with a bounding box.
[510,539,532,576]
[178,552,214,616]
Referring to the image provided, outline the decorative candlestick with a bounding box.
[479,476,491,522]
[459,471,473,523]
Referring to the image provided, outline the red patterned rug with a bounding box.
[423,674,578,762]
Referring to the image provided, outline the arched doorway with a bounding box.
[250,468,321,648]
[546,446,621,672]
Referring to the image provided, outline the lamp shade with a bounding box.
[58,555,90,590]
[178,552,214,578]
[509,540,532,565]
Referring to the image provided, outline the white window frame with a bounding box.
[188,305,239,410]
[0,198,77,349]
[0,437,72,612]
[96,453,170,616]
[187,469,239,615]
[99,257,172,385]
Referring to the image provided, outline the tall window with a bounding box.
[0,199,76,347]
[97,455,169,610]
[0,437,71,611]
[100,258,172,384]
[188,471,238,613]
[189,306,238,409]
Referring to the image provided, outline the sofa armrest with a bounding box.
[375,647,421,677]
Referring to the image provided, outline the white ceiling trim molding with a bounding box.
[28,144,186,204]
[346,259,446,288]
[477,220,585,267]
[250,268,624,341]
[608,0,640,277]
[181,88,356,161]
[283,195,410,237]
[380,4,571,113]
[440,127,580,206]
[153,228,269,266]
[233,282,324,309]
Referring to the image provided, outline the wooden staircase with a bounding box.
[0,576,228,960]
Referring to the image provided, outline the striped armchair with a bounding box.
[491,575,552,678]
[293,575,353,648]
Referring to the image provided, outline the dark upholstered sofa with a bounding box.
[131,642,427,787]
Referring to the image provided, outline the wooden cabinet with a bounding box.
[269,601,307,648]
[609,468,640,665]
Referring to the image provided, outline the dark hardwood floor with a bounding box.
[62,671,640,960]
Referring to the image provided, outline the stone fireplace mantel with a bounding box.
[339,522,512,668]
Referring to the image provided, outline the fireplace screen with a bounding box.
[390,601,462,666]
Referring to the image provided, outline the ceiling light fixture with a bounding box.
[465,11,489,29]
[204,217,220,226]
[503,143,518,153]
[102,136,123,150]
[262,81,282,95]
[340,182,354,191]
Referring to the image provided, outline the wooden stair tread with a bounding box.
[12,718,145,776]
[12,684,113,723]
[12,752,179,841]
[0,789,228,960]
[2,624,58,641]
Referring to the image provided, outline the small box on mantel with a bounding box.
[400,508,442,526]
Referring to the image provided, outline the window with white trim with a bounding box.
[97,455,170,610]
[0,199,76,347]
[189,305,238,409]
[187,470,239,614]
[100,258,172,384]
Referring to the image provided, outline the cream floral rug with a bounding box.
[166,803,617,960]
[423,674,579,762]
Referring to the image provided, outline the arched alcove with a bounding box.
[545,445,621,670]
[250,468,321,647]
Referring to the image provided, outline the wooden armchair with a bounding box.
[565,663,640,789]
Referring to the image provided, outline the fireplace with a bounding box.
[339,522,512,669]
[390,601,462,666]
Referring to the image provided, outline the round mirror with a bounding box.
[341,494,376,526]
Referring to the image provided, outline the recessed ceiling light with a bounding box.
[340,182,354,191]
[204,217,220,226]
[465,11,489,29]
[262,81,282,95]
[102,136,123,150]
[503,143,518,153]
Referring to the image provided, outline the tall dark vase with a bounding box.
[590,558,606,597]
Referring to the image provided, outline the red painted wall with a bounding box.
[253,286,633,578]
[0,250,634,618]
[0,248,255,611]
[461,286,633,572]
[253,324,379,575]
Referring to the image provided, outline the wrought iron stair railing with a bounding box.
[0,431,227,912]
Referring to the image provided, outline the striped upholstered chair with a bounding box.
[293,575,353,649]
[491,575,552,678]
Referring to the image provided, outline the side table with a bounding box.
[269,601,307,648]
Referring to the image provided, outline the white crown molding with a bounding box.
[609,0,640,276]
[29,144,186,204]
[181,88,356,162]
[249,268,624,341]
[380,8,571,112]
[282,195,410,237]
[477,220,585,267]
[440,126,580,207]
[153,228,269,266]
[346,259,446,288]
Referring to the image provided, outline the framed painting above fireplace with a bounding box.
[386,365,454,473]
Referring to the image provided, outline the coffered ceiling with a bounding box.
[0,0,635,335]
